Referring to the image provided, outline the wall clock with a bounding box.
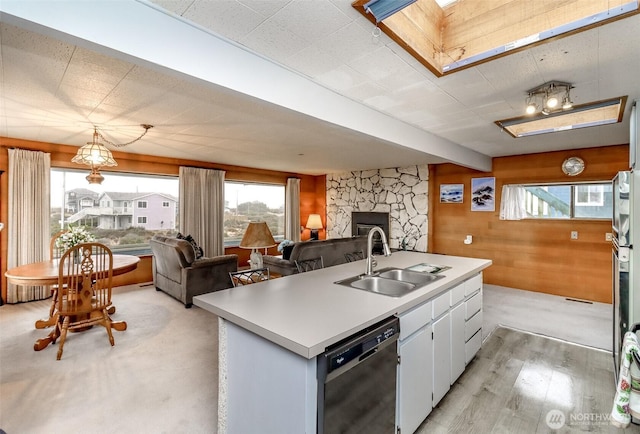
[562,157,585,176]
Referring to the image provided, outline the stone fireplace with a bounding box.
[326,165,429,252]
[352,212,389,253]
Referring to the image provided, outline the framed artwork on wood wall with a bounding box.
[440,184,463,203]
[471,177,495,211]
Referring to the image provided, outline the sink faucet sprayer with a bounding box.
[365,226,392,276]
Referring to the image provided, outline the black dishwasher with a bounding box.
[317,316,400,434]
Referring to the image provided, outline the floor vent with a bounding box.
[565,297,593,304]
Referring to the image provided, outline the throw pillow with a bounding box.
[176,233,204,259]
[282,244,295,260]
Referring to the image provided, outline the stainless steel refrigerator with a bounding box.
[613,100,639,375]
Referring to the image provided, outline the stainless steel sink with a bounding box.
[349,276,416,297]
[335,267,445,297]
[378,268,443,286]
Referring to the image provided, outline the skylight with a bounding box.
[495,97,627,138]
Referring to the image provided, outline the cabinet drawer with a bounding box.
[450,282,465,306]
[399,301,432,340]
[432,291,450,319]
[465,291,482,320]
[464,273,482,296]
[465,329,482,364]
[465,310,482,341]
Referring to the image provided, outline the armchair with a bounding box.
[150,235,238,307]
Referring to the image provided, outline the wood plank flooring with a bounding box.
[416,327,637,433]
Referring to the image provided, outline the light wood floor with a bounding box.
[416,326,635,433]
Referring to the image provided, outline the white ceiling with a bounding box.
[0,0,638,176]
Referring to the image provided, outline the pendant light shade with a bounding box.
[71,129,118,184]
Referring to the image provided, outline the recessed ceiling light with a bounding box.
[495,96,627,138]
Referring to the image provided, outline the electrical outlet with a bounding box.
[570,231,578,240]
[605,233,613,241]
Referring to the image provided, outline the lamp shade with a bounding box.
[239,222,276,249]
[71,131,118,168]
[305,214,323,230]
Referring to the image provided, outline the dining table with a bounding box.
[5,254,140,351]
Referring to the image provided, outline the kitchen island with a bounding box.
[194,251,491,433]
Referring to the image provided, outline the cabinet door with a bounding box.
[398,326,433,434]
[432,314,451,406]
[450,303,465,385]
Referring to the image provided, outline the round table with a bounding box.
[5,255,140,352]
[5,254,140,286]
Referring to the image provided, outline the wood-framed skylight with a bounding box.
[352,0,639,77]
[495,96,627,138]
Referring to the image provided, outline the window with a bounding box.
[162,201,170,207]
[51,169,179,254]
[224,182,285,246]
[575,185,604,206]
[523,182,612,219]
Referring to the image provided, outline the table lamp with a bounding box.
[240,222,276,269]
[306,214,323,240]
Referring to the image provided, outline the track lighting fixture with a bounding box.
[524,81,573,116]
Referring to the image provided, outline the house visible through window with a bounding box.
[522,182,612,219]
[50,169,179,254]
[576,185,604,206]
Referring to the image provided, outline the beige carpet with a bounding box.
[0,284,219,434]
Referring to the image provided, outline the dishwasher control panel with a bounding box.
[325,317,400,375]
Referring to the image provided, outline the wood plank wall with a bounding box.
[0,137,326,300]
[428,144,629,303]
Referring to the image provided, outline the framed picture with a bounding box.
[440,184,463,203]
[471,177,495,211]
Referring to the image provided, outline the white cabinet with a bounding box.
[396,272,484,432]
[397,325,433,434]
[432,313,451,406]
[464,288,483,363]
[463,272,483,364]
[397,301,432,434]
[450,302,466,384]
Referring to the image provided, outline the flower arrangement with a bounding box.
[55,225,96,251]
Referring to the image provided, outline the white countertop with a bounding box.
[194,251,492,359]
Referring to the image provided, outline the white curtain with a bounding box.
[285,177,301,242]
[7,149,51,303]
[179,167,226,257]
[499,184,527,220]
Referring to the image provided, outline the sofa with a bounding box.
[149,235,238,307]
[262,236,369,276]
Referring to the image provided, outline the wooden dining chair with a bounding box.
[50,230,68,260]
[51,242,125,360]
[295,257,324,273]
[35,230,70,329]
[229,268,270,287]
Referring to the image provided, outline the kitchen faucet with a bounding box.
[365,226,392,276]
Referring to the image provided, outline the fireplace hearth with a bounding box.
[352,212,390,253]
